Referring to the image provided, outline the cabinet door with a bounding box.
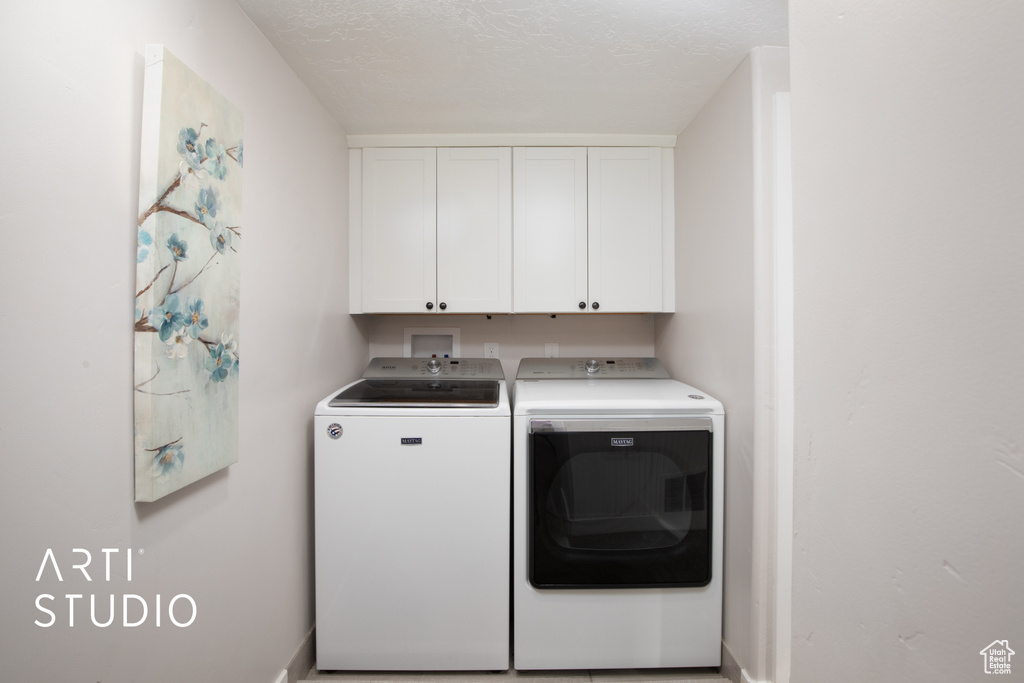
[512,147,588,313]
[361,148,437,313]
[436,148,512,313]
[587,147,663,313]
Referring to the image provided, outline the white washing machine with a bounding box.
[314,357,510,671]
[512,358,724,670]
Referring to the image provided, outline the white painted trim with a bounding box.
[749,48,774,683]
[772,91,795,683]
[346,133,677,149]
[348,149,363,314]
[742,669,770,683]
[283,624,315,682]
[661,147,675,312]
[721,640,743,683]
[724,641,771,683]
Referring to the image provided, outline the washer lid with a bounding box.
[327,378,501,408]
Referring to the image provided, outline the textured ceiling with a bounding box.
[236,0,788,135]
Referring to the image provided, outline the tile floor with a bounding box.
[301,663,725,682]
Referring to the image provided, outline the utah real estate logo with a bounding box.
[980,640,1014,675]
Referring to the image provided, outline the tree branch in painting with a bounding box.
[136,124,242,385]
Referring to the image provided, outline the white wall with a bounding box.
[368,314,655,381]
[0,2,365,681]
[655,46,789,682]
[789,1,1024,681]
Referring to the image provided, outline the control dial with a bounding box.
[426,359,442,374]
[585,359,601,374]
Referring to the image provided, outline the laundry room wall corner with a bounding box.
[0,1,363,681]
[656,45,791,683]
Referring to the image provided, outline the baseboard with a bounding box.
[721,641,742,683]
[721,640,770,683]
[285,624,316,683]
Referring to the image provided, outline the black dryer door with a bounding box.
[529,417,713,589]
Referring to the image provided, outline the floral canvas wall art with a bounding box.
[134,46,242,502]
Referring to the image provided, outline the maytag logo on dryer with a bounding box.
[611,437,634,447]
[401,437,423,445]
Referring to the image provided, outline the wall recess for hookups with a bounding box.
[403,327,461,358]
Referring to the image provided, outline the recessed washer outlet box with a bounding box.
[403,327,461,358]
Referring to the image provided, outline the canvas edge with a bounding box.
[133,44,167,504]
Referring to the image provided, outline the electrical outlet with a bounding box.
[484,342,499,358]
[544,343,559,358]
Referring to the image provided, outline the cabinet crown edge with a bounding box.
[347,134,677,149]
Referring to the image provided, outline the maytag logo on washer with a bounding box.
[401,437,423,445]
[611,437,634,447]
[327,423,343,439]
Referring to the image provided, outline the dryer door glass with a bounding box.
[529,418,712,588]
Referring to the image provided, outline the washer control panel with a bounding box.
[362,357,505,380]
[516,357,670,379]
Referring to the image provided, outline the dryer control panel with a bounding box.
[516,357,670,379]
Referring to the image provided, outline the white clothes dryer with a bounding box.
[512,358,724,670]
[314,357,510,671]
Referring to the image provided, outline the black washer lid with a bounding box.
[327,379,501,408]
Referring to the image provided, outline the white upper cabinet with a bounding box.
[512,147,674,313]
[352,144,673,315]
[358,147,437,313]
[587,147,666,313]
[436,147,512,313]
[512,147,588,313]
[353,147,512,314]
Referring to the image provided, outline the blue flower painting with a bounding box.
[150,442,185,478]
[209,224,231,254]
[205,343,236,382]
[167,233,189,261]
[177,127,204,171]
[185,298,209,339]
[195,188,219,226]
[134,46,242,502]
[137,228,153,263]
[151,292,185,342]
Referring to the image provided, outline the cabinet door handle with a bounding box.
[578,301,586,310]
[426,302,434,310]
[591,301,600,310]
[439,302,447,311]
